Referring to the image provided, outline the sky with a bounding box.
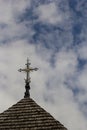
[0,0,87,130]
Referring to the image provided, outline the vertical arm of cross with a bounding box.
[25,58,31,83]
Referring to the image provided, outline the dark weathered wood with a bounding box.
[0,98,67,130]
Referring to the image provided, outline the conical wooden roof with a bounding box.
[0,97,67,130]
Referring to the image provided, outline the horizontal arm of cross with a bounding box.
[18,68,38,72]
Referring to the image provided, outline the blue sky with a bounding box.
[0,0,87,130]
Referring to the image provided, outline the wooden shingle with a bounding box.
[0,98,67,130]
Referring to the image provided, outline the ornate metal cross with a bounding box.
[18,58,38,98]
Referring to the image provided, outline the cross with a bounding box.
[18,58,38,98]
[18,58,38,83]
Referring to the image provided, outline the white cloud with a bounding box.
[55,49,77,81]
[36,3,62,24]
[0,0,31,23]
[77,42,87,60]
[0,0,33,43]
[77,65,87,90]
[11,0,31,14]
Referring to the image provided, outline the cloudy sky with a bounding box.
[0,0,87,130]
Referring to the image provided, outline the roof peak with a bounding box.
[18,58,38,98]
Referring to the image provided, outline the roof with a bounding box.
[0,97,67,130]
